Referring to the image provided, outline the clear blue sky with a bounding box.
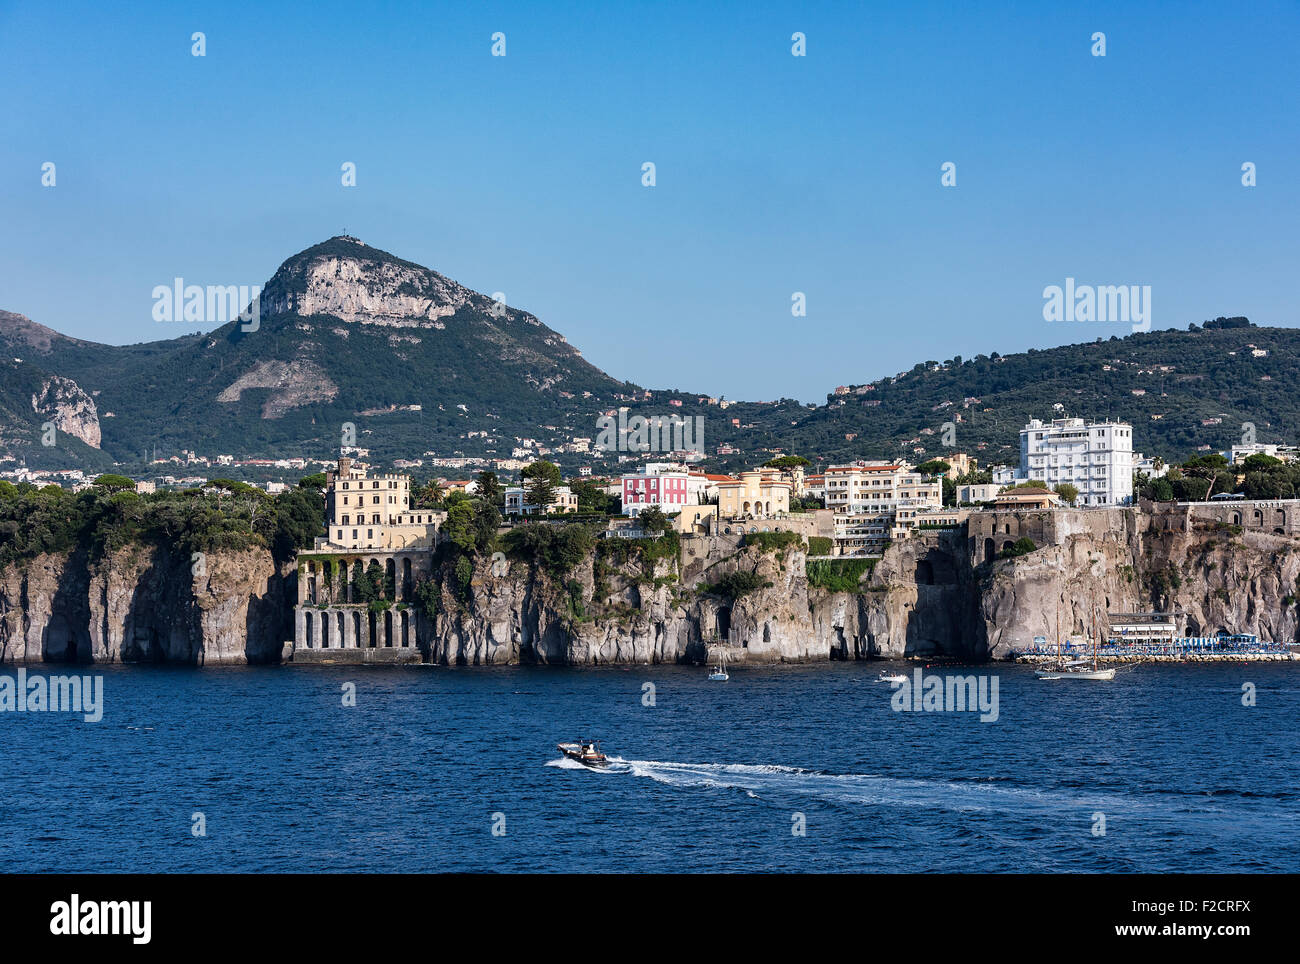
[2,0,1297,402]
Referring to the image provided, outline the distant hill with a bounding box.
[724,318,1300,469]
[2,238,1295,477]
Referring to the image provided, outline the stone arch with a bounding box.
[1254,509,1264,526]
[337,611,345,647]
[386,559,397,599]
[984,537,995,562]
[1002,540,1014,555]
[402,557,412,599]
[384,609,393,647]
[368,610,377,648]
[1231,511,1241,525]
[321,614,330,649]
[305,610,314,649]
[353,611,362,647]
[401,610,410,648]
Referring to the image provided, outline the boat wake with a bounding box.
[586,758,1287,823]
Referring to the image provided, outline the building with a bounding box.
[319,457,443,550]
[956,482,999,504]
[993,487,1064,511]
[716,468,792,518]
[824,461,942,556]
[1134,454,1170,478]
[687,471,735,504]
[939,452,977,479]
[1109,612,1177,645]
[1017,417,1133,506]
[504,485,579,515]
[621,462,692,517]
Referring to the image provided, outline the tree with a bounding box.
[638,505,668,534]
[93,474,136,492]
[915,460,951,478]
[413,478,445,508]
[521,460,561,513]
[763,455,810,470]
[1182,454,1229,501]
[1053,483,1079,505]
[475,470,503,507]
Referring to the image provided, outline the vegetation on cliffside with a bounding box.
[0,476,325,570]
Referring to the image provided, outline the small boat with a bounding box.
[708,647,729,681]
[556,740,609,768]
[878,670,908,684]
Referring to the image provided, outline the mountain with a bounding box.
[2,236,1297,477]
[0,237,635,468]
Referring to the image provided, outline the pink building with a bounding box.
[621,463,692,516]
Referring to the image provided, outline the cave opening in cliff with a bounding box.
[717,607,731,641]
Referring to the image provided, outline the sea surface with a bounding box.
[2,661,1297,873]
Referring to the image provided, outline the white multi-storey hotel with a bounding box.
[1018,417,1133,506]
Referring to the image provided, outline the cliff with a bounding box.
[0,545,291,664]
[5,509,1298,666]
[424,534,822,665]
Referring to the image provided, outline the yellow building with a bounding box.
[321,457,443,550]
[717,468,792,518]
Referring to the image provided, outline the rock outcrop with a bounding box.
[30,374,100,448]
[0,546,291,664]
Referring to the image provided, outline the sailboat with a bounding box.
[708,647,729,681]
[1036,609,1116,681]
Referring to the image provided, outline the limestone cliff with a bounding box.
[977,508,1300,657]
[423,535,821,665]
[30,373,100,448]
[5,510,1298,666]
[0,546,291,664]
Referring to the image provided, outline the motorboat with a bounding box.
[556,740,609,768]
[878,670,908,684]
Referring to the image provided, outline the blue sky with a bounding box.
[2,0,1297,402]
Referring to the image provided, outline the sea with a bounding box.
[2,661,1297,873]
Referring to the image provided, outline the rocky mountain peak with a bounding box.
[258,237,498,330]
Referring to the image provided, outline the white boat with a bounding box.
[878,671,908,684]
[1036,667,1117,681]
[708,647,729,681]
[1036,609,1115,681]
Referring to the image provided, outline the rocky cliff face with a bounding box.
[30,374,100,448]
[0,546,291,664]
[810,532,988,660]
[6,512,1297,666]
[977,509,1300,657]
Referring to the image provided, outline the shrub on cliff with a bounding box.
[708,570,769,601]
[999,537,1037,558]
[806,558,875,592]
[502,521,597,580]
[743,531,804,553]
[0,481,324,569]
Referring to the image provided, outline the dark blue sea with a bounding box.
[2,661,1297,873]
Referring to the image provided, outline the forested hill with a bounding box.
[718,318,1298,469]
